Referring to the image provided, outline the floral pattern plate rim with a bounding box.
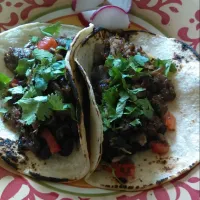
[0,0,199,200]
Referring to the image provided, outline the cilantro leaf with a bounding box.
[114,93,129,119]
[130,118,142,127]
[0,73,11,90]
[8,86,24,95]
[56,46,67,51]
[51,60,66,70]
[15,59,34,76]
[66,38,73,50]
[31,36,40,44]
[109,66,122,84]
[25,69,32,77]
[16,96,50,125]
[3,96,12,104]
[21,108,37,125]
[105,55,115,68]
[32,60,66,93]
[113,59,122,68]
[40,22,61,37]
[129,88,146,95]
[37,102,52,121]
[154,59,177,77]
[0,108,8,114]
[132,54,149,66]
[35,94,76,120]
[2,98,11,108]
[23,86,37,98]
[127,90,138,102]
[48,93,65,110]
[17,98,38,125]
[136,98,154,119]
[124,106,137,115]
[103,86,119,116]
[129,62,143,73]
[35,75,48,91]
[33,49,53,62]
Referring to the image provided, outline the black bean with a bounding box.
[71,121,79,137]
[118,177,128,184]
[38,145,51,160]
[59,138,74,156]
[157,124,167,134]
[147,125,157,137]
[161,88,176,101]
[55,125,72,141]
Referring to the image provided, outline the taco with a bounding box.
[69,24,200,190]
[0,22,90,182]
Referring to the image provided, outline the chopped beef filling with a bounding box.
[4,48,32,71]
[56,37,68,47]
[2,35,78,160]
[91,35,176,163]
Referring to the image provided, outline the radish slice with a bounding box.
[72,0,103,12]
[78,10,96,27]
[91,6,130,30]
[107,0,132,12]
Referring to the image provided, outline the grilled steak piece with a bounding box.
[4,47,32,71]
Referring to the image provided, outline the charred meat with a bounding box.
[91,35,177,164]
[1,30,78,160]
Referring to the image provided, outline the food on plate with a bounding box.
[0,23,90,181]
[68,24,200,191]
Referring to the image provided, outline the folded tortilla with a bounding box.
[0,23,90,182]
[69,24,200,191]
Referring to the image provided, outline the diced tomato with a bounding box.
[164,111,176,131]
[102,163,135,179]
[10,78,19,87]
[41,129,61,154]
[151,142,169,155]
[37,37,58,50]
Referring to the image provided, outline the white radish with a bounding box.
[72,0,104,12]
[78,10,96,26]
[90,6,130,30]
[107,0,132,12]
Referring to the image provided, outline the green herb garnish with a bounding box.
[154,59,177,77]
[0,73,11,90]
[100,53,160,131]
[31,36,40,44]
[40,22,61,37]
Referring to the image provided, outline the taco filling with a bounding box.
[90,35,177,182]
[0,23,79,160]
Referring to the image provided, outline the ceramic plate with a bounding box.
[0,0,199,199]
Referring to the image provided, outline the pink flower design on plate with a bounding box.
[21,0,57,20]
[178,9,200,50]
[0,12,19,32]
[0,167,59,200]
[133,0,182,25]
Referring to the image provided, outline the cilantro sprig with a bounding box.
[0,73,11,90]
[100,53,176,131]
[16,93,75,125]
[154,59,177,77]
[0,23,77,126]
[40,22,61,37]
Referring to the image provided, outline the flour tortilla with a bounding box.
[0,23,90,182]
[71,24,200,191]
[66,25,104,178]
